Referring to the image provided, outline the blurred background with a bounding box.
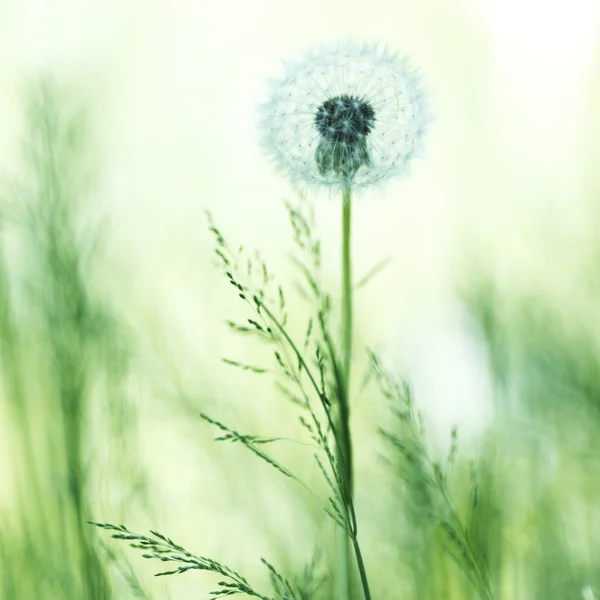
[1,0,600,598]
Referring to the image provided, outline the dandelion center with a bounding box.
[313,94,376,181]
[314,94,376,143]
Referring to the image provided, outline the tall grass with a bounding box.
[0,82,149,599]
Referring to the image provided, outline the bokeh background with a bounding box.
[1,0,600,598]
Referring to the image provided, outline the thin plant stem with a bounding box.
[210,212,372,600]
[351,534,372,600]
[337,187,354,600]
[252,296,336,431]
[257,290,371,600]
[341,187,353,441]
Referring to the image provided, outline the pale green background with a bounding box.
[1,1,599,598]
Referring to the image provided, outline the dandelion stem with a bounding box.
[340,187,353,491]
[341,187,353,422]
[337,187,354,600]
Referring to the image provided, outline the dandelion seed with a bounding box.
[259,40,430,191]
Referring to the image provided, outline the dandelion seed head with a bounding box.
[259,40,430,192]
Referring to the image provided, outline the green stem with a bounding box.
[341,187,353,491]
[351,534,372,600]
[337,187,354,600]
[342,190,352,396]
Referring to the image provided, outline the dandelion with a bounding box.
[259,40,429,192]
[260,40,429,600]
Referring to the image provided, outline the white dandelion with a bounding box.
[259,40,430,192]
[258,41,430,600]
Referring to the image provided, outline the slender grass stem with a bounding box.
[351,534,372,600]
[212,211,371,600]
[253,297,335,429]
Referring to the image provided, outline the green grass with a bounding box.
[0,81,599,600]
